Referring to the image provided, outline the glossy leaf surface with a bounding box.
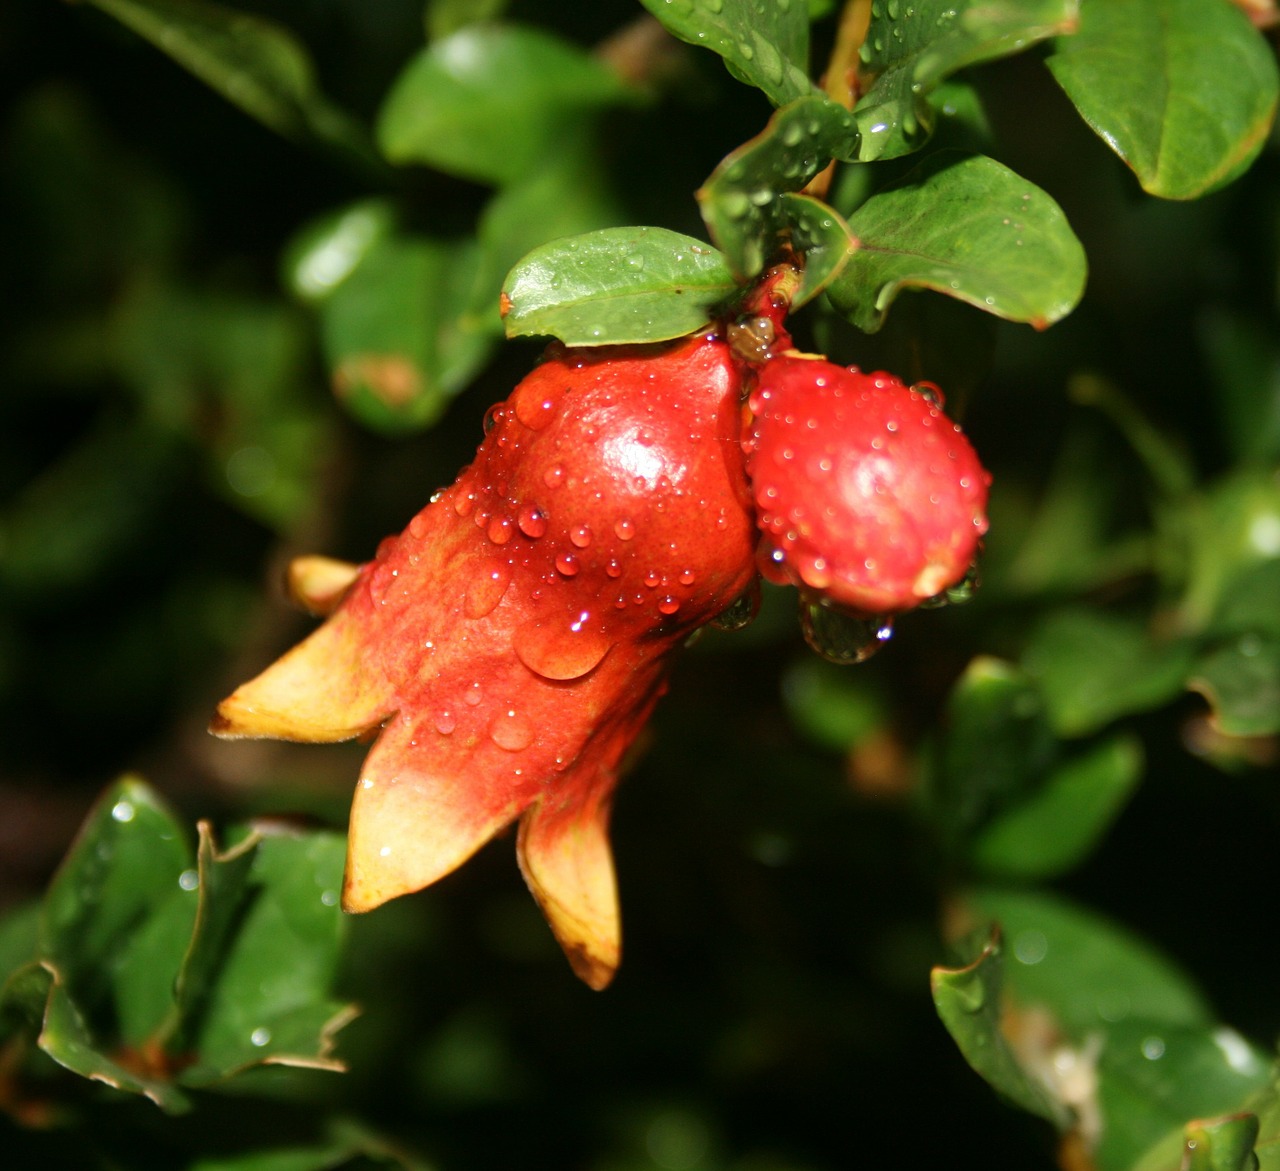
[698,95,860,280]
[854,0,1079,161]
[638,0,813,107]
[501,227,736,345]
[1047,0,1279,199]
[831,152,1086,332]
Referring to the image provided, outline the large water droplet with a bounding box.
[434,709,456,735]
[799,599,893,664]
[570,524,593,549]
[516,616,612,680]
[543,465,565,489]
[487,515,515,545]
[614,517,636,541]
[555,551,580,577]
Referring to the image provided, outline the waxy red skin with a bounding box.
[212,333,757,989]
[743,355,990,616]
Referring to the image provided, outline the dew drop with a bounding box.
[711,583,762,632]
[678,568,696,586]
[487,515,515,545]
[111,800,135,823]
[614,517,636,541]
[490,709,535,752]
[543,465,565,489]
[658,596,680,615]
[605,558,623,578]
[517,504,547,538]
[570,524,593,548]
[435,709,457,735]
[514,393,559,431]
[250,1027,272,1047]
[516,616,612,680]
[483,404,504,434]
[465,560,511,618]
[643,570,662,588]
[555,551,580,577]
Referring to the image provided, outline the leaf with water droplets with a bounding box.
[501,226,737,345]
[699,95,860,280]
[177,828,352,1083]
[638,0,814,107]
[853,0,1078,162]
[778,193,859,308]
[1189,634,1280,737]
[1047,0,1278,200]
[931,928,1073,1126]
[830,151,1086,332]
[376,24,635,185]
[83,0,376,165]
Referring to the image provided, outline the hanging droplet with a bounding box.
[710,582,761,632]
[799,597,893,664]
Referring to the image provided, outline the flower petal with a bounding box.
[210,606,391,742]
[518,781,620,991]
[342,708,530,913]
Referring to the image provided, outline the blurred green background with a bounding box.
[2,2,1280,1168]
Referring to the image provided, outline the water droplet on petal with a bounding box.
[658,596,680,615]
[711,583,761,631]
[517,505,547,538]
[543,465,565,489]
[555,552,580,577]
[465,560,511,618]
[490,709,535,752]
[614,517,636,540]
[487,515,515,545]
[516,617,612,680]
[434,709,456,735]
[570,524,593,548]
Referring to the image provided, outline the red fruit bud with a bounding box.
[743,355,990,617]
[212,333,756,989]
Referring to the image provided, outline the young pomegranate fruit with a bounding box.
[212,333,757,989]
[743,355,990,621]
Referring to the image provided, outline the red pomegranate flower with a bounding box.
[212,334,757,989]
[742,355,990,618]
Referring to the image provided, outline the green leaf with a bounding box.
[831,152,1087,332]
[1047,0,1279,200]
[638,0,813,107]
[376,24,633,185]
[1178,1115,1263,1171]
[1189,635,1280,738]
[39,778,191,1028]
[698,95,860,280]
[1094,1020,1270,1171]
[83,0,375,163]
[853,0,1079,162]
[967,887,1213,1036]
[469,128,625,338]
[294,211,496,434]
[931,929,1072,1126]
[924,658,1057,850]
[969,734,1143,880]
[1022,609,1194,737]
[500,227,737,346]
[0,904,40,982]
[179,828,351,1083]
[778,193,858,308]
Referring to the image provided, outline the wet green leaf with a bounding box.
[854,0,1078,162]
[698,95,860,280]
[179,828,350,1082]
[1094,1020,1270,1171]
[967,888,1213,1036]
[39,778,190,1026]
[931,929,1072,1125]
[924,658,1057,850]
[778,193,858,308]
[1211,562,1280,640]
[1022,609,1194,737]
[1047,0,1279,200]
[638,0,813,107]
[969,734,1142,880]
[1189,635,1280,738]
[376,24,633,185]
[1179,1114,1263,1171]
[0,903,40,982]
[831,152,1086,332]
[501,227,736,346]
[84,0,374,162]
